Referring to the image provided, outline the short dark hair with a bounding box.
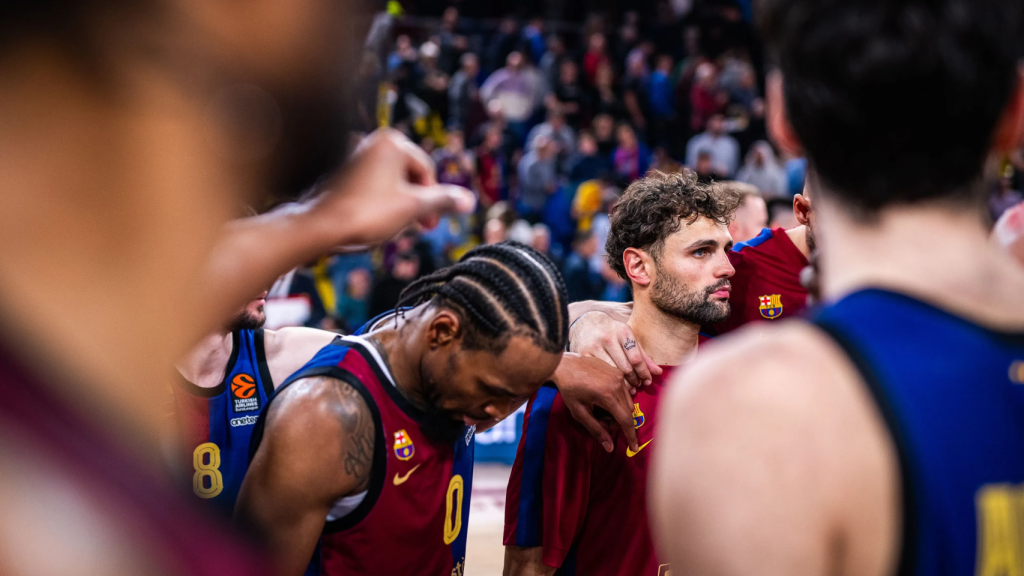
[760,0,1024,214]
[396,241,568,354]
[606,170,741,280]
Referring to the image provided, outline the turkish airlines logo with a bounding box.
[231,373,260,412]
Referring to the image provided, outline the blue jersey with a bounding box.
[813,289,1024,576]
[173,329,275,515]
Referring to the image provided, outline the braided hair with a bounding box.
[394,241,568,354]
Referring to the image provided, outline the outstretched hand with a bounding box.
[308,129,476,247]
[554,353,639,453]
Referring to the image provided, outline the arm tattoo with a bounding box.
[329,380,375,480]
[624,338,637,351]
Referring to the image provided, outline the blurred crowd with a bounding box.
[272,0,1024,334]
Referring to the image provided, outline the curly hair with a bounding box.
[605,170,742,280]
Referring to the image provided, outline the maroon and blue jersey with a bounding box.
[173,329,275,514]
[505,336,709,576]
[813,289,1024,576]
[713,227,809,334]
[250,334,475,576]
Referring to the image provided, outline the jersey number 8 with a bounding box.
[444,474,464,545]
[193,442,224,499]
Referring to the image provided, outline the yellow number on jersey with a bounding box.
[192,442,223,499]
[976,483,1024,576]
[444,474,465,545]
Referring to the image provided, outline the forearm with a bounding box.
[504,546,556,576]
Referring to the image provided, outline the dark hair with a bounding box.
[759,0,1024,213]
[606,170,741,280]
[395,241,568,354]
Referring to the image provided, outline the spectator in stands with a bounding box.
[480,51,545,145]
[599,259,631,302]
[517,135,560,223]
[612,122,651,183]
[433,129,474,189]
[547,59,590,129]
[622,53,650,133]
[694,150,724,184]
[592,113,617,159]
[648,54,676,149]
[485,17,520,73]
[564,230,603,302]
[437,7,467,75]
[736,141,788,199]
[483,218,508,244]
[539,34,567,90]
[448,52,480,131]
[686,114,740,177]
[335,268,372,333]
[415,41,449,122]
[651,147,683,174]
[724,182,768,243]
[369,251,421,317]
[474,124,506,208]
[690,61,724,132]
[729,64,760,110]
[568,131,611,186]
[532,223,563,269]
[527,110,576,172]
[522,18,547,64]
[583,32,610,86]
[592,62,626,121]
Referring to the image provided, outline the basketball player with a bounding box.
[174,291,337,512]
[565,180,815,377]
[504,171,737,576]
[236,243,573,576]
[650,1,1024,575]
[0,2,475,574]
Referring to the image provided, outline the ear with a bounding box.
[426,310,461,349]
[766,71,804,156]
[992,67,1024,153]
[623,248,653,287]
[793,193,811,226]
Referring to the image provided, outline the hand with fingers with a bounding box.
[553,353,639,453]
[568,311,663,390]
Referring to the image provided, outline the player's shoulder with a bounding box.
[730,227,776,256]
[665,320,872,444]
[526,386,592,440]
[263,327,338,359]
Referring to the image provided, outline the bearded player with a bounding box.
[651,0,1024,575]
[237,242,574,576]
[504,171,738,576]
[174,290,337,513]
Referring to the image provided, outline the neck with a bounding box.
[368,310,429,409]
[785,225,811,258]
[818,193,1024,327]
[626,296,701,366]
[175,331,233,387]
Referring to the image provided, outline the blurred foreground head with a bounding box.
[761,0,1024,214]
[0,0,367,419]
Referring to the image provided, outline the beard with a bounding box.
[227,305,266,331]
[415,359,470,445]
[806,222,817,253]
[650,266,731,325]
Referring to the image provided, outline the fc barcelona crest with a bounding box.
[632,403,645,429]
[758,294,784,319]
[393,429,415,461]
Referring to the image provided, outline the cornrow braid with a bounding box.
[394,241,568,354]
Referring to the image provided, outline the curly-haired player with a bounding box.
[237,242,570,576]
[504,171,740,576]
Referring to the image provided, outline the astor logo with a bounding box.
[231,373,260,413]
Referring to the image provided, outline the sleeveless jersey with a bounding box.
[812,289,1024,576]
[173,329,275,513]
[249,335,476,576]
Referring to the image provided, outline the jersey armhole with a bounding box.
[253,329,275,397]
[811,319,917,576]
[248,365,387,534]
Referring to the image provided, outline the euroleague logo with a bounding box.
[231,373,260,413]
